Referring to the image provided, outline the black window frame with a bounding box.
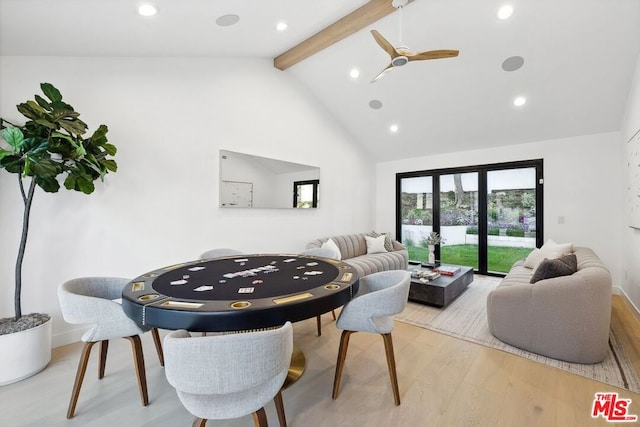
[396,159,544,276]
[293,179,319,208]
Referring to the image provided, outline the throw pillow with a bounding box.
[523,247,564,269]
[321,238,342,260]
[530,253,578,284]
[365,235,387,254]
[542,239,574,255]
[370,231,394,252]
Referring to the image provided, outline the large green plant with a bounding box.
[0,83,117,323]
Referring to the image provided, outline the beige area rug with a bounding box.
[395,275,640,394]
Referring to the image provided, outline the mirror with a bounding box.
[219,150,320,208]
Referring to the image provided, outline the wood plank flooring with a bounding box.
[2,290,640,426]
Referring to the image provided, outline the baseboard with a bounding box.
[614,285,640,318]
[52,327,87,349]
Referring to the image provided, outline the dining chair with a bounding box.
[331,270,410,405]
[57,277,164,418]
[299,247,338,336]
[163,322,293,427]
[199,248,243,259]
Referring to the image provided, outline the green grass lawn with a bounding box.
[407,244,533,273]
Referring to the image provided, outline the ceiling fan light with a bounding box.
[498,5,513,20]
[391,56,408,67]
[349,68,360,79]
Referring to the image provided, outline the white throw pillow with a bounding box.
[365,235,387,254]
[321,238,342,260]
[542,239,574,254]
[524,247,563,269]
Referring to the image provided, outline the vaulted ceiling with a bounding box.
[1,0,639,161]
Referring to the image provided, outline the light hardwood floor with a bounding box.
[2,287,640,426]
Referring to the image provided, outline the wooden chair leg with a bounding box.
[124,335,149,407]
[274,389,287,427]
[316,315,322,336]
[332,330,355,400]
[151,328,165,367]
[98,340,109,379]
[252,407,269,427]
[192,417,207,427]
[67,341,97,419]
[381,333,401,406]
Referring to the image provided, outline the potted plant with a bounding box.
[422,231,443,266]
[0,83,117,384]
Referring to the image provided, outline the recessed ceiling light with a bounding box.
[276,21,288,31]
[349,68,360,79]
[138,4,158,17]
[502,56,524,72]
[216,14,240,27]
[497,5,513,20]
[389,124,399,133]
[369,100,383,110]
[513,96,527,107]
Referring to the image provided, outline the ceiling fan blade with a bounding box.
[371,64,394,83]
[408,49,460,61]
[371,30,400,58]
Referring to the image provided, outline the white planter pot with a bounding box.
[0,317,52,386]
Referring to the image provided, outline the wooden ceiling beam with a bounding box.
[273,0,414,71]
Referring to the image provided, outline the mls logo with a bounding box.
[592,392,638,422]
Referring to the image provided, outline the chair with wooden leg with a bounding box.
[163,322,293,427]
[331,270,410,406]
[299,247,339,336]
[57,277,164,419]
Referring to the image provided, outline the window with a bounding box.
[396,160,543,276]
[294,179,319,208]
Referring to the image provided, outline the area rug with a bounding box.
[396,275,640,394]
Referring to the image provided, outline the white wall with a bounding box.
[0,56,375,346]
[621,53,640,311]
[376,132,623,287]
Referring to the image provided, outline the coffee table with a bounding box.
[407,264,474,307]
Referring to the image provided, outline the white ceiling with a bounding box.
[2,0,639,161]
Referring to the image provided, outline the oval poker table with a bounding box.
[122,253,359,332]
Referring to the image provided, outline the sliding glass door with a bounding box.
[439,172,479,269]
[396,160,543,276]
[486,167,538,274]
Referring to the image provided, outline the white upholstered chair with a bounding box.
[331,270,410,406]
[57,277,164,418]
[163,322,293,427]
[199,248,243,259]
[299,247,339,336]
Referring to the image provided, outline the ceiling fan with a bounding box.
[370,0,459,83]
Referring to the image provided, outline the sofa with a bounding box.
[306,232,409,278]
[486,245,612,364]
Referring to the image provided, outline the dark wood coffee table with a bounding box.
[407,264,474,307]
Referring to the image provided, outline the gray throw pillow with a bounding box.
[530,253,578,284]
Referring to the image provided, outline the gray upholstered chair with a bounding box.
[57,277,164,419]
[299,247,338,336]
[163,322,293,427]
[199,248,243,259]
[331,270,410,406]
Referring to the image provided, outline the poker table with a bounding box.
[121,254,359,333]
